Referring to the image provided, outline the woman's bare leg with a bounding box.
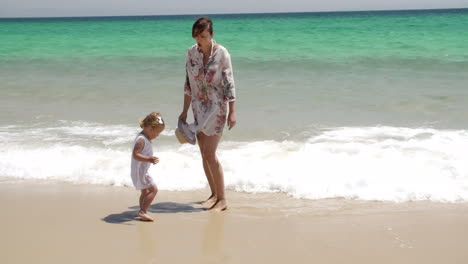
[197,133,217,206]
[198,133,227,211]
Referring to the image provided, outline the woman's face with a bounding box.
[194,30,213,50]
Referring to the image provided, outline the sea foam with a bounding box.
[1,124,467,202]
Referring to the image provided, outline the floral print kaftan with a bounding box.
[184,40,236,136]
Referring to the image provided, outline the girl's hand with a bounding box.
[227,112,236,130]
[179,112,187,122]
[148,156,159,164]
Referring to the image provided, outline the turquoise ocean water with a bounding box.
[1,9,468,201]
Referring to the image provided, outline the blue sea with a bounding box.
[1,9,468,202]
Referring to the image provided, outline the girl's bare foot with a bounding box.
[210,199,228,212]
[201,195,217,207]
[137,210,154,222]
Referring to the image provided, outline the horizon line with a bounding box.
[0,7,467,20]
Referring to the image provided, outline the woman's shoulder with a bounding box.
[214,43,227,52]
[187,44,198,54]
[214,44,230,57]
[188,44,198,50]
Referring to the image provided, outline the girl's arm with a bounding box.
[133,138,158,164]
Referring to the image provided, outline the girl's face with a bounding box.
[147,126,163,140]
[194,30,213,50]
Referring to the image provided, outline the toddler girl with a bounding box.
[131,112,165,221]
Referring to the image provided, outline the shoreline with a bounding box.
[2,179,468,263]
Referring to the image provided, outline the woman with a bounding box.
[179,17,236,211]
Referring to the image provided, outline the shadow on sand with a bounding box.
[102,202,206,224]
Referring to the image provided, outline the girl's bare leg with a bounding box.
[197,133,217,206]
[138,185,158,221]
[139,189,148,210]
[199,133,227,211]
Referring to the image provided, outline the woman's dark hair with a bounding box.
[192,17,213,38]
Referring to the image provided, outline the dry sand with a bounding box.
[1,179,468,264]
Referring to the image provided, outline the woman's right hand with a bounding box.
[179,112,187,122]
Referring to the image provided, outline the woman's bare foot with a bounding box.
[201,195,217,207]
[210,199,228,212]
[137,210,154,222]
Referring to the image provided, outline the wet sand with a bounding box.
[1,179,468,264]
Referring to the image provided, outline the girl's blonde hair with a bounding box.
[139,112,165,130]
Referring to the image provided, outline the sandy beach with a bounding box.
[1,179,467,264]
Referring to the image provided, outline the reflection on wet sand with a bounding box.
[201,212,228,263]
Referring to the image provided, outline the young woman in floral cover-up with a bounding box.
[179,17,236,211]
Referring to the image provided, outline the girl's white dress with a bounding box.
[130,134,155,190]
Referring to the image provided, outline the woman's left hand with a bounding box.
[227,112,236,130]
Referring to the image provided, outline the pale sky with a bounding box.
[1,0,467,18]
